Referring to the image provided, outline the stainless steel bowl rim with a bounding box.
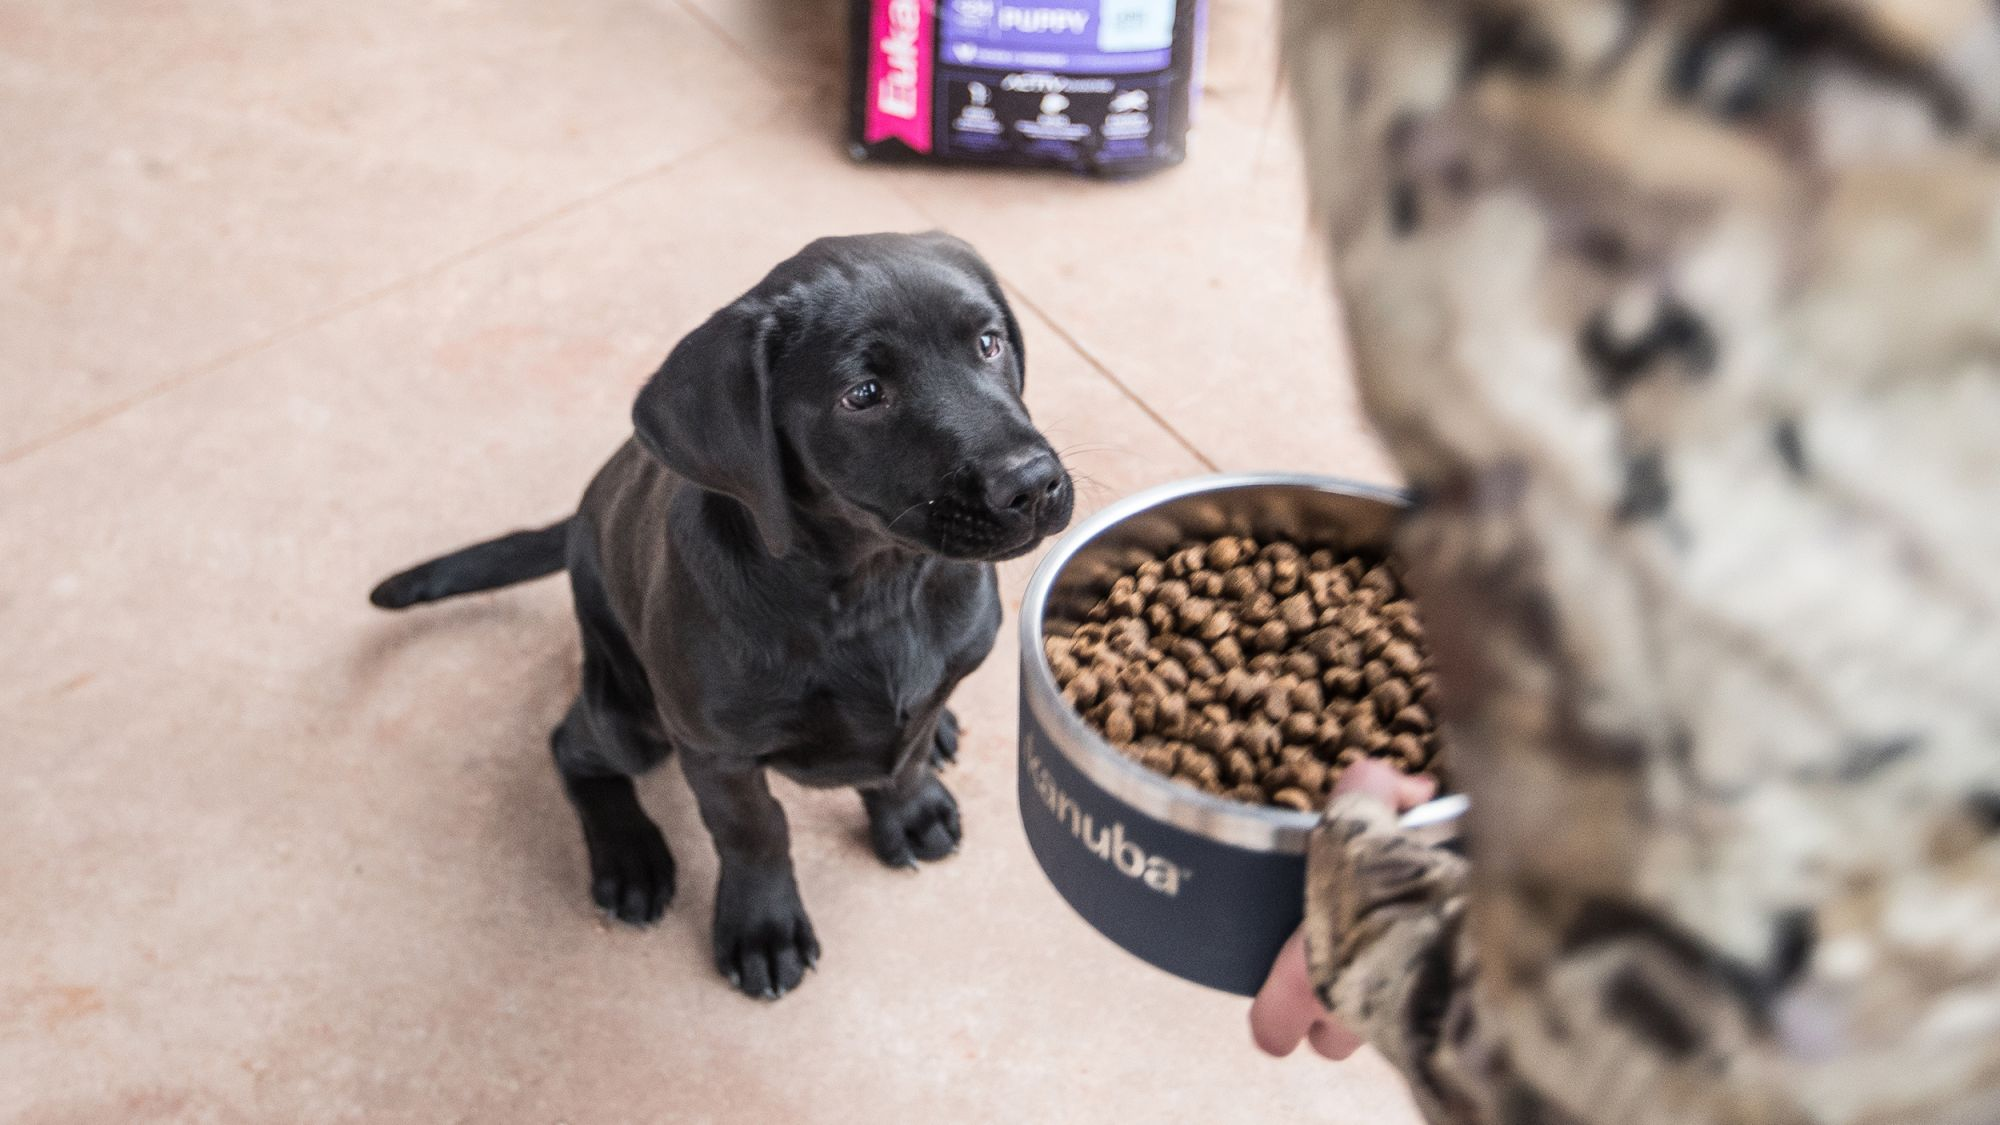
[1020,471,1410,854]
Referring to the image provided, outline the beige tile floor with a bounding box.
[1,1,1416,1121]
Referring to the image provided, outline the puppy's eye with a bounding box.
[840,379,885,411]
[978,330,1004,360]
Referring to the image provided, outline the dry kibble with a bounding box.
[1370,678,1413,720]
[1279,592,1317,635]
[1271,787,1315,813]
[1195,723,1239,755]
[1225,749,1258,785]
[1261,682,1294,721]
[1199,611,1237,642]
[1283,651,1319,681]
[1065,671,1102,708]
[1289,678,1324,714]
[1177,597,1215,631]
[1207,537,1248,570]
[1222,567,1260,601]
[1133,694,1159,734]
[1105,708,1136,744]
[1050,533,1439,810]
[1254,620,1289,652]
[1282,712,1318,743]
[1242,719,1282,759]
[1271,558,1304,597]
[1384,640,1424,678]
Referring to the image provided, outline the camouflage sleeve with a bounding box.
[1304,796,1489,1122]
[1284,0,2000,1122]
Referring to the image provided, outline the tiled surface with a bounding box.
[1,2,1414,1122]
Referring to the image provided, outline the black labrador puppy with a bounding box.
[370,232,1073,999]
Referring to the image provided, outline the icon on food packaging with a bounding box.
[1040,93,1070,118]
[970,81,990,107]
[1109,89,1149,114]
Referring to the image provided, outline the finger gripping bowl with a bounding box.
[1017,473,1408,996]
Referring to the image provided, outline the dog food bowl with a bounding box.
[1017,472,1410,996]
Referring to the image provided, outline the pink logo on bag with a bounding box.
[865,0,933,152]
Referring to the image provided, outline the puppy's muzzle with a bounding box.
[932,450,1074,560]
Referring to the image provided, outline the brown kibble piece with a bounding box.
[1221,567,1260,601]
[1065,671,1102,707]
[1208,635,1244,670]
[1279,592,1317,635]
[1384,640,1424,678]
[1391,705,1432,734]
[1289,678,1324,713]
[1271,788,1315,813]
[1225,750,1258,785]
[1261,683,1293,721]
[1271,557,1304,597]
[1155,579,1191,609]
[1282,651,1319,681]
[1156,659,1189,691]
[1254,620,1289,652]
[1199,611,1236,642]
[1371,678,1413,720]
[1177,597,1215,631]
[1282,712,1318,743]
[1144,603,1176,634]
[1195,723,1239,755]
[1242,719,1281,759]
[1105,709,1136,744]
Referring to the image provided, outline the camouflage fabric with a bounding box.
[1284,2,2000,1121]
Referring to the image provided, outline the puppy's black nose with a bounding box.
[983,450,1065,515]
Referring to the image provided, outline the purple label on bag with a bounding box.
[940,0,1175,74]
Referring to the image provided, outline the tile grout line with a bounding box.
[885,182,1222,474]
[0,101,800,470]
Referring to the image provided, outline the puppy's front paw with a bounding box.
[713,869,819,1000]
[584,821,676,926]
[866,775,962,869]
[930,708,961,768]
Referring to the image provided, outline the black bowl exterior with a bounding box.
[1015,473,1410,997]
[1019,695,1304,997]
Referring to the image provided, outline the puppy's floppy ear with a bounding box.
[916,231,1026,389]
[631,300,795,558]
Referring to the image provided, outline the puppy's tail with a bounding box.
[369,518,573,610]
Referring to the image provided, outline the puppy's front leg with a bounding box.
[681,756,818,999]
[861,718,962,869]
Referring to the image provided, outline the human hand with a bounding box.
[1248,760,1437,1059]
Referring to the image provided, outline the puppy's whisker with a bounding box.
[887,497,933,531]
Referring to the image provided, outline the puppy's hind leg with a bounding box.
[551,692,676,926]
